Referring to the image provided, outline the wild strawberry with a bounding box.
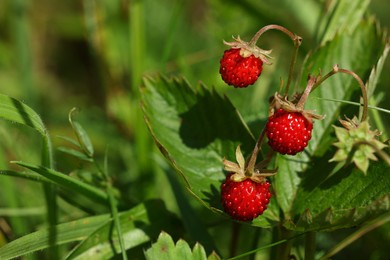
[219,48,263,88]
[221,146,275,221]
[266,109,313,155]
[221,173,271,221]
[220,36,272,88]
[266,76,324,155]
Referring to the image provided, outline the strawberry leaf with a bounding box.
[141,75,279,227]
[144,232,220,260]
[316,0,370,43]
[288,161,390,232]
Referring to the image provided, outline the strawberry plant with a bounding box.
[0,1,389,259]
[140,6,390,260]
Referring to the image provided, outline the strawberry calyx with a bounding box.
[330,116,388,174]
[269,92,324,124]
[223,36,272,64]
[223,145,277,183]
[338,116,380,134]
[269,75,324,123]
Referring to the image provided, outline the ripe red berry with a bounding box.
[266,108,313,155]
[221,174,271,221]
[219,48,263,88]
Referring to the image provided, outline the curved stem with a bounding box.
[311,64,339,91]
[249,24,301,45]
[284,42,300,95]
[311,64,369,121]
[254,150,276,171]
[249,25,302,95]
[246,127,267,174]
[296,76,317,110]
[338,68,368,121]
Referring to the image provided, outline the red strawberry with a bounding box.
[221,173,271,221]
[266,108,313,155]
[219,48,263,88]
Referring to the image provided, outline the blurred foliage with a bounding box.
[0,0,389,259]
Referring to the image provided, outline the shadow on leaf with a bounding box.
[179,92,252,151]
[202,183,223,212]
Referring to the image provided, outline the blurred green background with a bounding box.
[0,0,389,259]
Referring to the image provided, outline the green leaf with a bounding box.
[0,200,178,260]
[288,161,390,232]
[57,147,94,162]
[303,19,386,155]
[0,94,46,136]
[140,75,279,226]
[68,108,94,158]
[0,212,109,259]
[163,165,217,254]
[366,42,390,99]
[66,200,181,259]
[13,161,108,205]
[0,169,53,184]
[144,232,220,260]
[316,0,370,43]
[56,135,82,148]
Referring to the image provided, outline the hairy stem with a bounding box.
[296,76,317,110]
[249,24,302,46]
[338,68,368,121]
[246,127,267,174]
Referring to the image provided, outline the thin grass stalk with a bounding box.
[304,231,316,260]
[94,153,128,259]
[12,0,37,105]
[41,134,58,259]
[128,1,153,175]
[321,212,390,259]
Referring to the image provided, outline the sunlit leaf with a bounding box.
[144,232,220,260]
[0,200,179,260]
[316,0,370,43]
[0,94,46,136]
[66,200,182,259]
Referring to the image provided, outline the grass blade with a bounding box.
[12,161,108,205]
[0,94,46,136]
